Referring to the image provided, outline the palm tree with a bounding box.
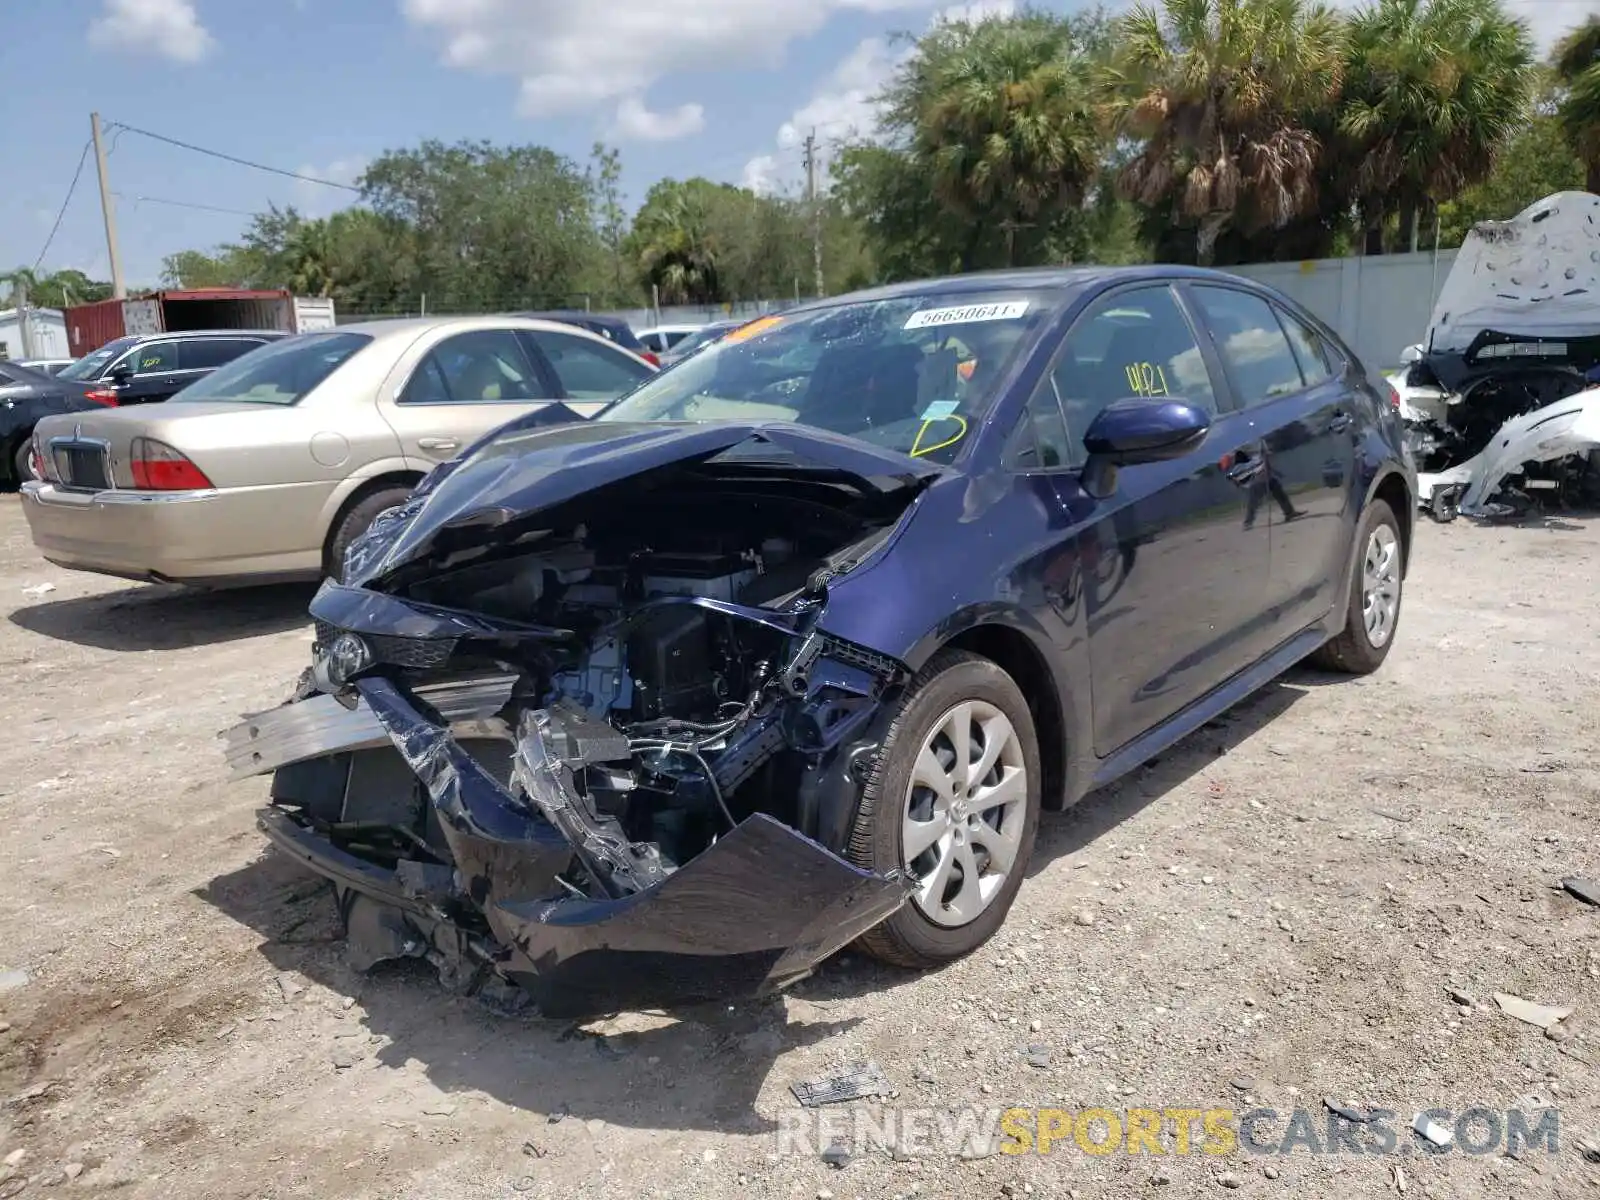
[627,180,721,305]
[1552,16,1600,194]
[1101,0,1348,265]
[901,12,1103,268]
[1337,0,1534,254]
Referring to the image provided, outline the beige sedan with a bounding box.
[21,315,655,586]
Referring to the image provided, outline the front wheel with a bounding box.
[1306,499,1403,674]
[325,485,413,582]
[848,649,1041,969]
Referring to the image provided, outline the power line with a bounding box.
[118,193,257,217]
[33,140,94,271]
[103,120,362,191]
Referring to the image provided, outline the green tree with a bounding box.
[1102,0,1348,265]
[361,140,600,310]
[589,144,632,307]
[891,9,1106,267]
[1337,0,1533,254]
[626,178,726,304]
[1551,16,1600,193]
[1433,81,1586,245]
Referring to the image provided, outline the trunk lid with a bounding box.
[32,402,296,490]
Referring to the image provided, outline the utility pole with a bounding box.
[14,278,36,359]
[804,130,823,299]
[90,112,126,300]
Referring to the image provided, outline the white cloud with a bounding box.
[741,36,909,194]
[293,156,368,216]
[401,0,936,136]
[613,97,706,142]
[87,0,215,62]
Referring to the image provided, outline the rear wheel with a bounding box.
[1306,499,1403,674]
[848,649,1041,969]
[10,439,33,488]
[325,485,413,582]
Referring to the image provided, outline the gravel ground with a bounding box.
[0,496,1596,1200]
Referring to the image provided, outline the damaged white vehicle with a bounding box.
[1387,190,1600,521]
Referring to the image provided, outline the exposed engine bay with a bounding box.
[224,430,934,1016]
[1388,191,1600,521]
[1395,344,1600,520]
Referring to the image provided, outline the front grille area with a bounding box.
[314,621,458,673]
[368,634,458,672]
[53,444,110,490]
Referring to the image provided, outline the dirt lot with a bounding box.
[0,496,1597,1200]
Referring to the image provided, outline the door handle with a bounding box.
[1327,411,1353,434]
[418,437,459,452]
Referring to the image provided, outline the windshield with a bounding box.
[670,323,736,357]
[171,331,373,405]
[58,338,137,381]
[597,290,1057,465]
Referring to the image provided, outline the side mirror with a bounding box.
[1399,344,1423,365]
[1081,397,1210,499]
[108,363,133,385]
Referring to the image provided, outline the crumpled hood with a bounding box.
[1426,191,1600,354]
[350,415,949,585]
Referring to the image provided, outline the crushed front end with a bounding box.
[223,424,932,1017]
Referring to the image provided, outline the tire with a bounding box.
[11,439,33,488]
[1305,499,1403,674]
[848,649,1042,969]
[325,485,413,582]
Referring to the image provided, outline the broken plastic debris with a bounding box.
[0,969,30,992]
[20,583,55,598]
[791,1062,893,1107]
[1560,877,1600,907]
[1493,992,1572,1029]
[1412,1113,1453,1147]
[1323,1098,1370,1124]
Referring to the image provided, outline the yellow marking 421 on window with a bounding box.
[1124,362,1171,397]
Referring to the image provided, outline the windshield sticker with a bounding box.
[911,413,968,458]
[722,315,784,345]
[920,399,961,422]
[904,301,1029,331]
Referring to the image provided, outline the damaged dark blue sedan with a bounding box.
[223,267,1415,1018]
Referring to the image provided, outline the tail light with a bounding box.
[131,437,213,490]
[640,350,661,367]
[84,389,120,406]
[1385,382,1401,410]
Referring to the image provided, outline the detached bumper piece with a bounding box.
[242,674,908,1018]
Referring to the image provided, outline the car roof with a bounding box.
[778,264,1281,315]
[124,329,288,342]
[328,313,648,350]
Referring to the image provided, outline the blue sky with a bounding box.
[1,0,1586,291]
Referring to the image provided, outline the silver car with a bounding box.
[21,315,656,586]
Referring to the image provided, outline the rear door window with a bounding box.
[1189,286,1306,407]
[403,330,545,404]
[522,329,653,400]
[130,342,178,375]
[1275,308,1335,386]
[180,338,265,371]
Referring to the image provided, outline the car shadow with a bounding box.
[9,582,316,650]
[1028,676,1307,872]
[197,850,865,1136]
